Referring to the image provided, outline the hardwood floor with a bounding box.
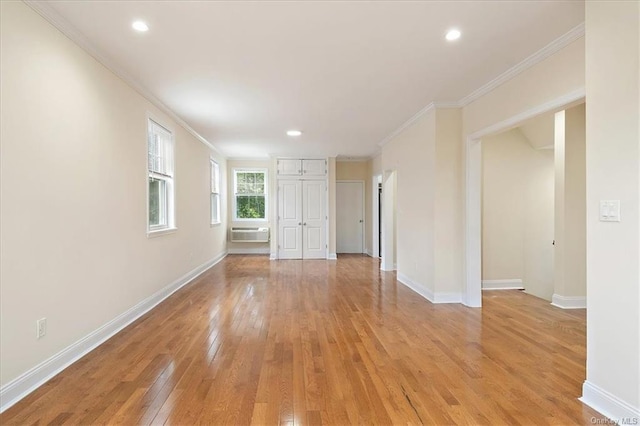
[2,254,600,425]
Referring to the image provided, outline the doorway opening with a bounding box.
[464,90,585,307]
[372,174,382,259]
[381,170,396,271]
[336,180,365,254]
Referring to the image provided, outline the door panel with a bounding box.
[278,180,302,259]
[337,181,364,253]
[302,180,326,259]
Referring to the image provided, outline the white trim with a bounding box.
[379,103,435,147]
[232,168,268,222]
[551,294,587,309]
[0,250,228,413]
[366,250,375,257]
[580,380,640,422]
[336,157,370,162]
[23,1,226,159]
[397,272,434,302]
[147,115,176,235]
[482,279,524,290]
[227,247,270,255]
[378,24,585,148]
[397,273,462,304]
[372,174,382,261]
[460,23,585,107]
[146,227,178,238]
[463,89,586,309]
[468,88,586,141]
[328,253,337,260]
[269,252,278,260]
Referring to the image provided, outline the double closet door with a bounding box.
[278,180,326,259]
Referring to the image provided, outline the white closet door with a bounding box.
[278,180,303,259]
[302,180,326,259]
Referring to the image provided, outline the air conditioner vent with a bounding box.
[229,227,270,243]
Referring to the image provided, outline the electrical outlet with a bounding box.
[36,318,46,339]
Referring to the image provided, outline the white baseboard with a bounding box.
[0,251,227,413]
[269,252,277,260]
[227,247,270,255]
[328,253,337,260]
[551,293,586,309]
[482,279,524,290]
[580,380,640,422]
[397,273,462,304]
[397,272,435,301]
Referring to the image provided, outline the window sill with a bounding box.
[210,222,222,228]
[233,218,268,222]
[147,227,177,238]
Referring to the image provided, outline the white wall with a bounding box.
[0,1,227,388]
[482,129,554,300]
[227,159,272,254]
[381,108,462,301]
[382,110,435,291]
[582,1,640,419]
[553,104,587,306]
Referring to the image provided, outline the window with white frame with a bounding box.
[147,119,175,232]
[233,169,267,220]
[210,159,221,224]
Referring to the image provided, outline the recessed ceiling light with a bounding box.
[446,29,461,41]
[286,130,302,137]
[132,20,149,32]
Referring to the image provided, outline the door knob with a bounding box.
[298,222,302,225]
[303,222,307,226]
[359,220,363,223]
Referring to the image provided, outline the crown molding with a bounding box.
[378,102,436,147]
[458,22,585,107]
[227,157,272,162]
[24,0,226,159]
[336,156,370,162]
[378,22,585,149]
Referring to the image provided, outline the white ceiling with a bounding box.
[33,0,584,159]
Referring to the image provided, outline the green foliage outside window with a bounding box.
[235,171,266,219]
[236,195,265,219]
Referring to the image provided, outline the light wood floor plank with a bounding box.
[1,254,600,425]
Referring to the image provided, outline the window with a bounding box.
[147,118,175,233]
[233,169,267,220]
[210,159,221,224]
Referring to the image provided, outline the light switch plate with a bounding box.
[599,200,621,222]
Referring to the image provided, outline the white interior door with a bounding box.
[336,181,364,253]
[278,180,302,259]
[302,180,326,259]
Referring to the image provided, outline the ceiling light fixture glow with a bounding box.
[446,29,461,41]
[286,130,302,137]
[132,20,149,32]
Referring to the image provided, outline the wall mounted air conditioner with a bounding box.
[229,227,270,243]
